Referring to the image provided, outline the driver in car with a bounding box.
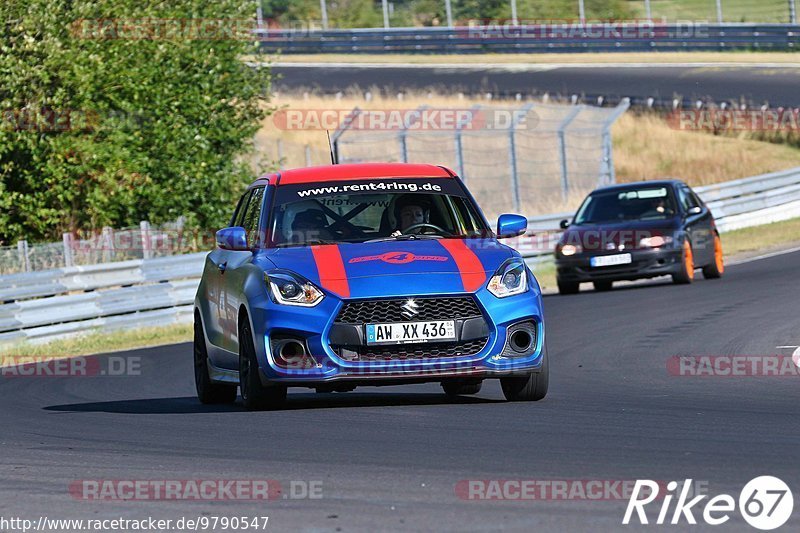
[390,196,430,237]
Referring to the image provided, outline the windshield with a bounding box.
[573,186,678,225]
[269,178,489,247]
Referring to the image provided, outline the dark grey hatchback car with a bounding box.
[554,180,725,294]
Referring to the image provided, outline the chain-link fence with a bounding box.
[0,219,215,275]
[287,0,799,30]
[331,100,629,220]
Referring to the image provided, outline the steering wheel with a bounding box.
[402,222,451,236]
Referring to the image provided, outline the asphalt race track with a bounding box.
[272,64,800,108]
[1,250,799,531]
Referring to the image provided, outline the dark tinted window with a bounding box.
[679,186,700,211]
[233,190,252,228]
[574,186,677,224]
[243,187,265,247]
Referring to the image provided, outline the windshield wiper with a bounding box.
[275,238,337,248]
[364,234,444,244]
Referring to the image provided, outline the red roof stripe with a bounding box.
[275,163,453,185]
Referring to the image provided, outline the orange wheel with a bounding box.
[672,240,694,284]
[702,234,724,279]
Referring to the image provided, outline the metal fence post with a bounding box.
[140,220,152,260]
[320,0,329,30]
[644,0,652,20]
[578,0,586,23]
[791,0,797,23]
[331,107,362,164]
[398,105,427,164]
[276,139,284,162]
[598,98,630,186]
[511,0,518,24]
[556,105,584,203]
[102,226,114,263]
[17,240,30,272]
[304,144,312,166]
[445,0,453,28]
[508,104,533,213]
[382,0,390,28]
[454,105,480,181]
[62,232,74,267]
[716,0,723,23]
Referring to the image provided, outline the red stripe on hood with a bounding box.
[438,239,487,292]
[311,245,350,298]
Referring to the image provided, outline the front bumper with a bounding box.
[249,289,545,385]
[556,247,682,283]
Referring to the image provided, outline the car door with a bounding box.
[206,189,253,368]
[220,185,266,367]
[678,184,714,266]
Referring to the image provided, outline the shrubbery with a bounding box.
[0,0,271,244]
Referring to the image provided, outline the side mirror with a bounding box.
[559,219,570,229]
[496,214,528,239]
[687,206,702,215]
[216,226,248,251]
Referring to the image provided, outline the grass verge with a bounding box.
[0,323,193,363]
[719,217,800,257]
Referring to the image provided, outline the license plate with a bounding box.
[590,253,632,267]
[366,320,456,345]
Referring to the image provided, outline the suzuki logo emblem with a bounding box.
[400,299,420,319]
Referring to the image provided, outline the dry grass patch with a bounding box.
[0,323,193,363]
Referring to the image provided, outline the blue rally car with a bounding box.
[194,163,548,409]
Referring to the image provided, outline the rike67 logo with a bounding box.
[623,476,793,530]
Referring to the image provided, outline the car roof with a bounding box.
[250,163,455,187]
[590,179,685,194]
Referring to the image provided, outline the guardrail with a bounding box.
[1,167,798,346]
[257,23,800,54]
[0,254,205,345]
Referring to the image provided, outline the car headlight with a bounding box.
[487,260,528,298]
[266,272,324,307]
[639,235,673,248]
[558,243,581,256]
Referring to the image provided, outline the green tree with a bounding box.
[0,0,271,244]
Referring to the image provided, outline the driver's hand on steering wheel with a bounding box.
[390,230,402,237]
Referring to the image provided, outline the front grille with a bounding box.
[336,297,482,324]
[334,338,488,361]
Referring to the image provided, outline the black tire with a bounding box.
[557,280,579,295]
[441,380,482,396]
[593,280,613,292]
[501,346,549,402]
[672,240,695,285]
[194,313,237,404]
[239,317,286,411]
[702,234,724,280]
